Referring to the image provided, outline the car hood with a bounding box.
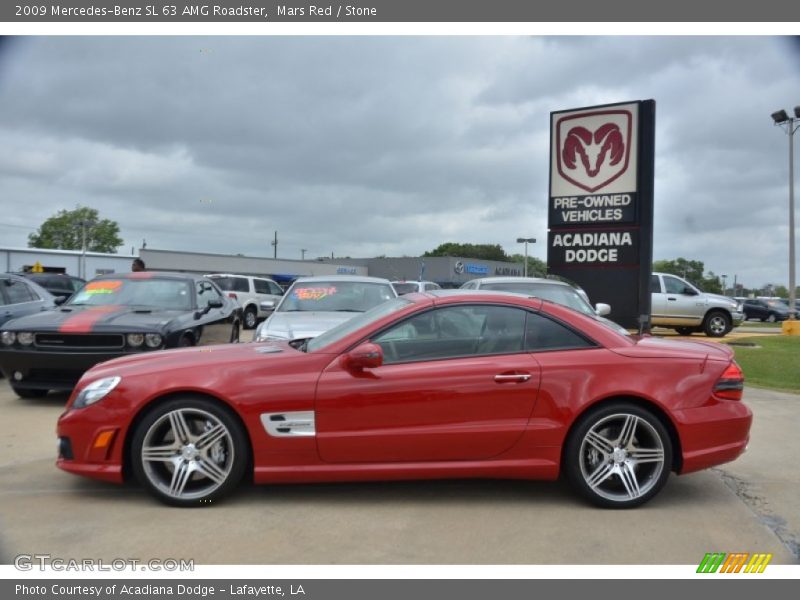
[705,293,738,307]
[80,340,329,389]
[258,311,358,340]
[613,335,734,361]
[0,305,185,333]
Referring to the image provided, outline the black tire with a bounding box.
[766,313,777,323]
[130,396,249,507]
[12,386,48,399]
[243,306,258,330]
[674,327,695,336]
[703,310,731,337]
[178,333,195,347]
[230,321,240,343]
[564,402,672,509]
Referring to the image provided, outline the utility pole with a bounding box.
[270,231,278,259]
[301,249,307,260]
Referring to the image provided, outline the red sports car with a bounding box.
[56,291,751,508]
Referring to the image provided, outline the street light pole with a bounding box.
[516,237,536,278]
[771,107,799,323]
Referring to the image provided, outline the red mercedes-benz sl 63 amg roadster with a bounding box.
[57,291,751,508]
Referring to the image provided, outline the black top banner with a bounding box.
[3,0,800,22]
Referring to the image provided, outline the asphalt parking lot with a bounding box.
[0,376,797,566]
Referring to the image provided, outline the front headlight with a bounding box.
[126,333,144,347]
[73,376,121,409]
[144,333,162,348]
[1,331,16,346]
[17,332,34,346]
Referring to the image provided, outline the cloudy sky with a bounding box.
[0,36,799,288]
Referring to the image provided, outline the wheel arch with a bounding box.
[121,391,255,483]
[560,394,683,474]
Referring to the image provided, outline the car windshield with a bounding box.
[478,282,596,316]
[277,281,395,313]
[307,297,413,352]
[67,278,194,310]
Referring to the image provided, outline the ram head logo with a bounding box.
[555,110,633,193]
[562,124,624,177]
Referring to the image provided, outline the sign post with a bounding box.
[547,100,656,330]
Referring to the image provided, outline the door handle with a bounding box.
[667,297,677,301]
[494,373,531,383]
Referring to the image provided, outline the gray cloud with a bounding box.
[0,36,798,287]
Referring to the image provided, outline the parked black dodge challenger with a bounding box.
[0,272,241,398]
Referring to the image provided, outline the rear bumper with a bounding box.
[674,399,752,474]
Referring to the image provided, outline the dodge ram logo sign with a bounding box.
[547,100,655,330]
[555,109,634,193]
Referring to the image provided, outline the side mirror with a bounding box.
[595,303,611,316]
[260,300,276,313]
[343,342,383,370]
[207,299,224,309]
[54,296,67,306]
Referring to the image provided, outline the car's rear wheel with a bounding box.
[767,313,777,323]
[12,386,48,399]
[131,397,249,507]
[564,403,672,509]
[703,310,730,337]
[243,306,257,329]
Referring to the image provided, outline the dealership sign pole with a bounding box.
[547,100,656,331]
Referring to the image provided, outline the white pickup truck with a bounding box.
[650,272,744,337]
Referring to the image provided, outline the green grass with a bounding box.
[726,335,800,393]
[737,321,783,328]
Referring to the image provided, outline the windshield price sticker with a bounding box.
[84,281,123,295]
[294,286,338,301]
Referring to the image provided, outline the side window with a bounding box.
[663,276,687,295]
[373,305,526,364]
[233,277,249,293]
[195,280,220,307]
[5,280,38,304]
[268,281,284,295]
[650,275,662,293]
[525,313,595,352]
[0,279,8,306]
[253,279,270,294]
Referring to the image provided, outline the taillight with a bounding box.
[227,292,238,300]
[714,361,744,401]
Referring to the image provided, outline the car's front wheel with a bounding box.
[564,403,672,509]
[131,397,249,507]
[766,313,777,323]
[703,310,730,337]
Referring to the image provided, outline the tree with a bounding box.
[28,206,123,253]
[423,243,508,261]
[508,254,547,277]
[652,258,706,287]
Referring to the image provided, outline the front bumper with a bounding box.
[731,311,745,328]
[0,348,130,391]
[57,402,126,484]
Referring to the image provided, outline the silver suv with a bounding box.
[650,272,743,337]
[205,274,284,329]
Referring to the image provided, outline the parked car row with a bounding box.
[741,297,793,322]
[0,272,241,397]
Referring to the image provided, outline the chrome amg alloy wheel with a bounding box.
[566,404,672,508]
[132,398,247,506]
